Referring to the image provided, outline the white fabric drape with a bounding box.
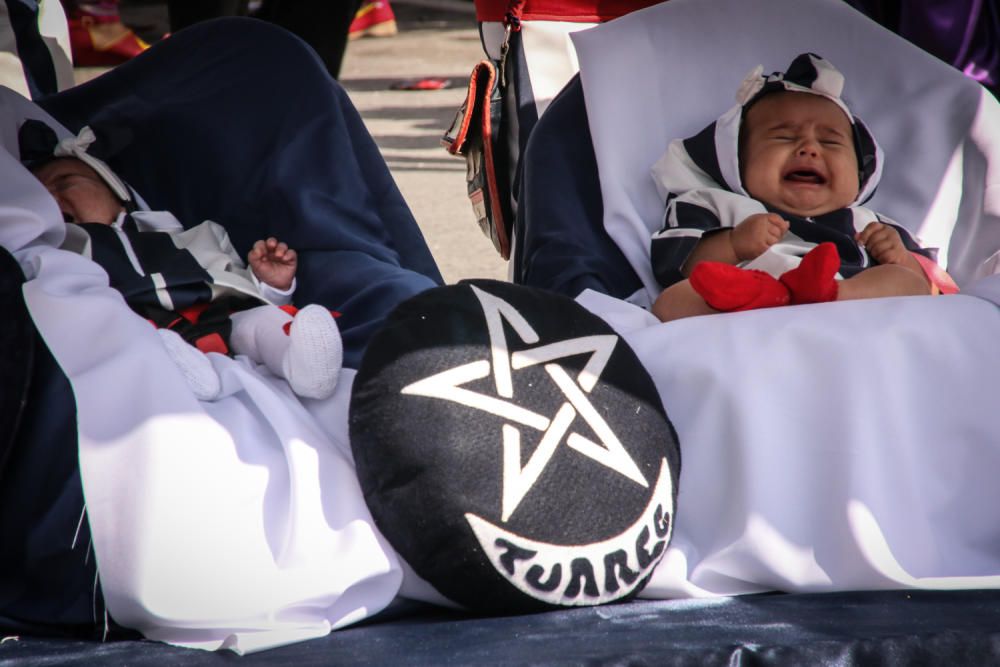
[576,286,1000,598]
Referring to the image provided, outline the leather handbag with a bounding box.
[441,2,524,260]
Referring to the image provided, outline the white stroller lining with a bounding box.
[566,0,1000,599]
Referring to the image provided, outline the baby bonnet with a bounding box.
[18,119,138,211]
[721,52,883,204]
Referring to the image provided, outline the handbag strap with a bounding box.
[499,0,526,86]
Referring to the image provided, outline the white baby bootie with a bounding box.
[156,328,222,400]
[281,304,343,400]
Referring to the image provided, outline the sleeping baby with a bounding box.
[649,52,957,322]
[22,121,342,401]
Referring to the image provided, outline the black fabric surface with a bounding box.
[4,590,1000,665]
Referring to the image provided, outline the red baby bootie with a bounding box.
[779,242,841,304]
[690,262,791,312]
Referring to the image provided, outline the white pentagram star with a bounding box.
[401,285,648,522]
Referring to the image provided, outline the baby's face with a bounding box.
[31,157,124,225]
[740,92,859,218]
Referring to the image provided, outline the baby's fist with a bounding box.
[857,222,908,266]
[731,212,789,261]
[248,237,297,290]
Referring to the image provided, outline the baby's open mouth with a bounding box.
[784,169,826,184]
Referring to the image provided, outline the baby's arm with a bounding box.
[248,237,297,291]
[681,212,788,274]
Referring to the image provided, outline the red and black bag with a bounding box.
[441,1,524,260]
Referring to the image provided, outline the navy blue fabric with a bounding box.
[39,17,443,369]
[5,590,1000,664]
[513,75,642,299]
[0,248,106,636]
[0,248,31,481]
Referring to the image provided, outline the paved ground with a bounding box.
[104,0,507,284]
[341,1,508,283]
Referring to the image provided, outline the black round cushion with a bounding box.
[350,280,680,613]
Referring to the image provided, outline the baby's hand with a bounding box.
[857,222,909,266]
[730,213,789,261]
[248,237,297,290]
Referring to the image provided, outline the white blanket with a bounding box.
[1,88,402,654]
[578,287,1000,597]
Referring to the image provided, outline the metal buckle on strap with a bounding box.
[499,24,512,88]
[499,0,523,88]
